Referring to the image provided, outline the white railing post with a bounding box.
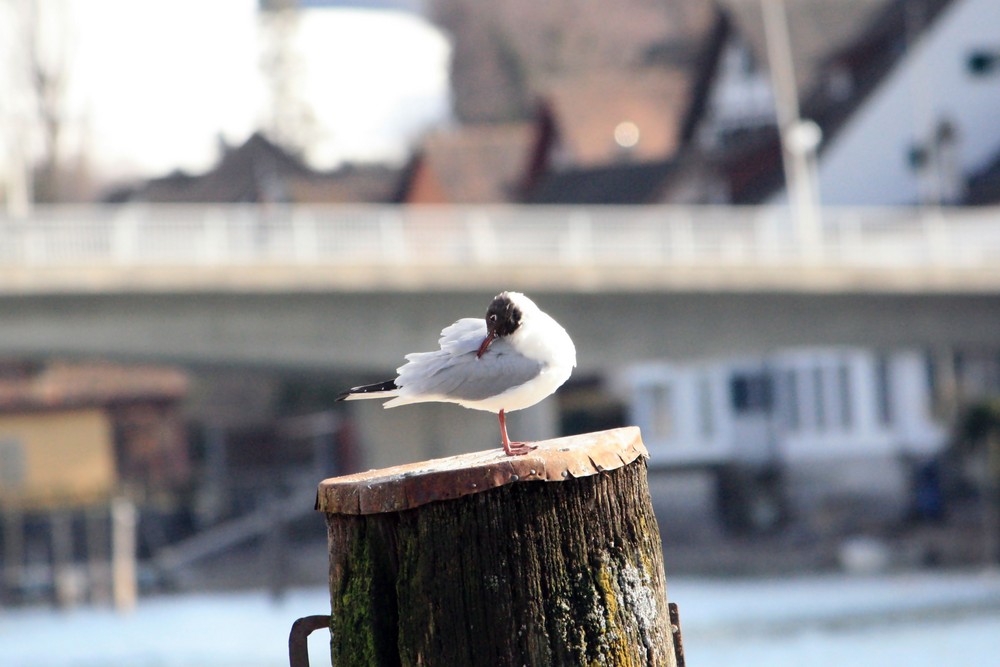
[563,210,592,264]
[671,212,696,263]
[379,209,406,262]
[199,209,229,265]
[839,210,863,266]
[758,207,782,263]
[23,218,46,265]
[924,209,951,266]
[111,210,139,264]
[468,210,497,264]
[291,209,318,263]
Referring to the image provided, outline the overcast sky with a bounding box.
[2,1,451,182]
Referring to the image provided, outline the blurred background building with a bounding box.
[1,0,999,626]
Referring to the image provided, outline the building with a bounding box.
[619,346,949,530]
[105,133,400,205]
[810,0,1000,205]
[0,361,189,606]
[396,123,535,204]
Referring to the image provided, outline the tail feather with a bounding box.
[336,379,399,402]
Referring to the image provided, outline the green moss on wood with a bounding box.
[332,532,378,664]
[326,458,675,666]
[328,518,400,666]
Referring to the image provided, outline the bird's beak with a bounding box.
[476,329,497,358]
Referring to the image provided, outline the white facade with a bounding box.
[624,361,734,466]
[816,0,1000,205]
[620,347,946,468]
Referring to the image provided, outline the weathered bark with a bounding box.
[320,428,675,666]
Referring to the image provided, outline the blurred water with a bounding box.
[1,571,999,666]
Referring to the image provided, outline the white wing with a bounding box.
[386,319,542,407]
[435,318,488,357]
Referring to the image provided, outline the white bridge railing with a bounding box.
[1,204,999,270]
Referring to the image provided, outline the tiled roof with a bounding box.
[538,68,696,168]
[401,123,536,203]
[717,0,895,100]
[106,133,400,204]
[524,160,675,204]
[965,151,1000,205]
[433,0,718,123]
[287,165,401,204]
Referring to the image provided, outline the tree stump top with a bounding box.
[316,426,647,515]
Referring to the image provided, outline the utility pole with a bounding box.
[760,0,823,259]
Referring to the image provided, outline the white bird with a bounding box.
[336,291,577,456]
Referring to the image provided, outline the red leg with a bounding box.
[498,409,536,456]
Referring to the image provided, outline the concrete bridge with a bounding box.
[3,203,999,465]
[1,204,998,373]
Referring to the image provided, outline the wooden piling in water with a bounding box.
[315,427,677,666]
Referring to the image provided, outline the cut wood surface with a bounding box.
[316,426,649,515]
[319,427,676,666]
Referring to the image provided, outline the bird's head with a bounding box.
[477,291,526,358]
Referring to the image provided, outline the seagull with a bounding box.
[336,291,576,456]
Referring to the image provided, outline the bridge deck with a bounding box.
[2,204,999,293]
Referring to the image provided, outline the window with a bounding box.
[813,367,827,430]
[875,355,893,426]
[647,385,675,441]
[730,373,773,414]
[697,378,715,437]
[837,364,853,429]
[785,370,800,430]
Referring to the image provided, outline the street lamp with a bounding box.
[760,0,823,259]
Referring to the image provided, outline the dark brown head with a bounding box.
[477,291,524,357]
[486,292,523,338]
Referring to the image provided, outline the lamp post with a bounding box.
[760,0,823,260]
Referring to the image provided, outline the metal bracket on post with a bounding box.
[292,608,681,667]
[289,615,331,667]
[669,602,686,667]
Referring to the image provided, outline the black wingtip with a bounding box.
[336,379,398,401]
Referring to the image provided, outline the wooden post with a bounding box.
[2,507,25,603]
[50,509,77,608]
[86,503,112,606]
[110,496,138,612]
[316,427,677,666]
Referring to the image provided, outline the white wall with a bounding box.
[888,350,947,454]
[621,361,733,465]
[817,0,1000,205]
